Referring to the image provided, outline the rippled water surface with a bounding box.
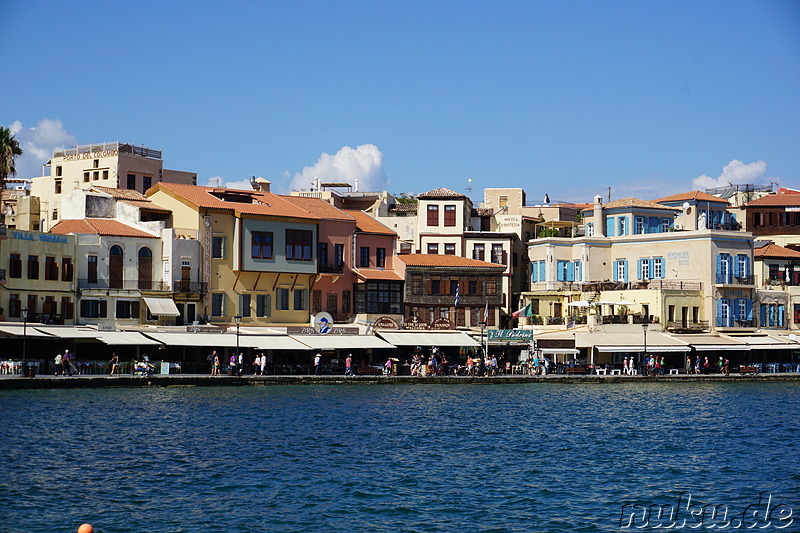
[1,382,799,532]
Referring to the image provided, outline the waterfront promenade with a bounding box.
[1,372,799,389]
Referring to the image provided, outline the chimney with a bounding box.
[593,195,604,237]
[253,177,271,193]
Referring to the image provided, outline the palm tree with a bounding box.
[0,126,24,191]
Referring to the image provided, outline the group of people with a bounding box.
[686,355,730,376]
[524,355,551,376]
[209,350,271,376]
[53,350,75,376]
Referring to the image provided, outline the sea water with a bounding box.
[1,382,799,532]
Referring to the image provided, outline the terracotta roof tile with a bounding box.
[746,194,800,207]
[754,243,800,259]
[654,190,729,204]
[353,268,404,281]
[90,186,149,201]
[50,219,160,238]
[389,202,418,212]
[281,196,355,222]
[343,210,397,235]
[418,187,467,199]
[149,183,319,221]
[397,254,506,269]
[583,197,681,212]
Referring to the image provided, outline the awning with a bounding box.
[669,335,751,352]
[241,335,309,350]
[142,297,181,317]
[141,332,260,348]
[726,335,800,350]
[96,332,162,345]
[538,348,579,355]
[0,325,55,337]
[377,331,480,347]
[596,345,691,353]
[34,326,101,338]
[291,335,395,350]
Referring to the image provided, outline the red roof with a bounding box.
[746,194,800,207]
[50,219,160,238]
[654,190,729,204]
[149,183,319,221]
[281,196,355,222]
[353,268,404,281]
[343,210,397,235]
[397,254,505,269]
[754,243,800,259]
[418,187,467,200]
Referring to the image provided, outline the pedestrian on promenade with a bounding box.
[695,356,701,375]
[54,353,63,376]
[385,357,394,376]
[238,353,244,376]
[63,349,73,376]
[702,356,710,374]
[314,353,322,375]
[253,354,261,376]
[491,355,498,376]
[229,354,237,375]
[212,353,220,376]
[686,356,692,374]
[723,357,730,376]
[260,352,267,375]
[345,354,353,376]
[110,352,119,376]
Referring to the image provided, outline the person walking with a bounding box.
[314,353,322,376]
[345,354,353,376]
[212,353,220,376]
[54,352,63,376]
[260,352,267,375]
[63,349,73,376]
[229,354,237,376]
[109,352,119,376]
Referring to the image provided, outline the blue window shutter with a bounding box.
[716,254,722,277]
[647,217,658,233]
[733,299,742,320]
[760,305,767,326]
[622,260,628,283]
[556,261,564,281]
[566,262,574,282]
[531,262,537,283]
[606,217,615,237]
[778,305,785,327]
[744,256,750,277]
[637,259,643,280]
[576,261,583,281]
[613,260,619,282]
[648,259,655,279]
[746,299,753,321]
[540,261,546,281]
[769,305,776,327]
[735,255,743,278]
[717,299,724,326]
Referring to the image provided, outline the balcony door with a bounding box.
[109,246,123,289]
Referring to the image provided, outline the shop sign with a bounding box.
[287,326,359,335]
[186,326,225,333]
[403,316,429,330]
[537,338,575,349]
[487,329,533,341]
[373,316,400,330]
[430,318,454,330]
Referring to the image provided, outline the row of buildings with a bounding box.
[2,141,800,367]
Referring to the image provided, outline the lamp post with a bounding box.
[21,307,29,377]
[234,315,242,372]
[642,323,649,376]
[479,321,486,357]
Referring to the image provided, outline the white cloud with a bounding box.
[8,119,78,178]
[288,144,388,193]
[692,159,770,190]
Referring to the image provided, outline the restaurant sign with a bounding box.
[487,329,533,341]
[287,326,359,335]
[373,316,400,330]
[403,316,456,330]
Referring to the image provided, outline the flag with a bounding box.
[483,301,489,322]
[454,283,460,307]
[512,303,531,319]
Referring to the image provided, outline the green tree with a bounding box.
[0,126,23,191]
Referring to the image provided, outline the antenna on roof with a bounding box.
[466,178,472,201]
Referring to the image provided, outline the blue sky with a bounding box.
[3,1,799,203]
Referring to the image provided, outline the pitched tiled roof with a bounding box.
[281,196,355,222]
[746,194,800,207]
[149,183,319,221]
[90,185,172,213]
[417,187,467,199]
[654,191,729,204]
[583,197,681,212]
[343,210,397,235]
[397,254,506,269]
[353,268,404,281]
[754,243,800,259]
[389,202,418,212]
[50,219,160,238]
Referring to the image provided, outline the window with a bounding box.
[142,175,152,191]
[640,259,650,280]
[326,292,337,315]
[9,254,21,278]
[115,300,140,319]
[277,288,290,310]
[613,259,628,283]
[109,245,123,289]
[317,243,328,266]
[84,172,90,182]
[27,295,37,316]
[256,294,271,317]
[618,217,627,236]
[52,209,58,220]
[769,264,780,281]
[718,298,731,328]
[736,255,750,279]
[56,166,62,177]
[485,277,497,296]
[444,243,456,255]
[427,243,439,254]
[9,294,20,317]
[444,205,456,226]
[606,217,616,237]
[27,255,39,279]
[717,253,732,284]
[251,231,274,259]
[468,279,479,295]
[61,297,74,319]
[499,196,508,208]
[661,218,671,232]
[342,290,351,315]
[138,247,153,290]
[376,248,386,268]
[427,205,439,226]
[93,171,99,181]
[211,293,225,316]
[450,279,459,295]
[586,222,594,237]
[334,244,344,266]
[212,236,227,259]
[103,170,109,180]
[473,244,485,261]
[55,180,62,194]
[360,247,370,267]
[127,174,136,190]
[430,277,441,295]
[312,290,322,312]
[93,159,99,168]
[354,281,402,314]
[634,217,645,234]
[87,255,98,283]
[412,275,423,295]
[285,229,313,261]
[293,289,306,311]
[573,261,583,281]
[80,299,107,319]
[239,294,252,317]
[491,244,504,265]
[45,256,58,281]
[653,257,663,279]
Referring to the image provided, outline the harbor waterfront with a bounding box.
[1,382,798,532]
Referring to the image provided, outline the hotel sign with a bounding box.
[488,329,533,341]
[12,231,68,244]
[62,150,118,161]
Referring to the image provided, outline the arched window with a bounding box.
[109,245,124,289]
[138,247,153,290]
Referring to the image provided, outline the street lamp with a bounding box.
[642,323,649,376]
[234,315,242,374]
[21,307,29,377]
[479,321,487,357]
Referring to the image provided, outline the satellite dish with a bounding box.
[682,202,691,210]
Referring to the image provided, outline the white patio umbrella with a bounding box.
[617,300,637,306]
[566,300,591,307]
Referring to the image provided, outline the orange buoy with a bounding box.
[78,524,94,533]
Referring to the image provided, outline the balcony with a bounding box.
[716,318,755,328]
[319,263,344,274]
[666,321,709,332]
[173,280,208,294]
[716,274,754,285]
[532,279,702,293]
[77,278,171,291]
